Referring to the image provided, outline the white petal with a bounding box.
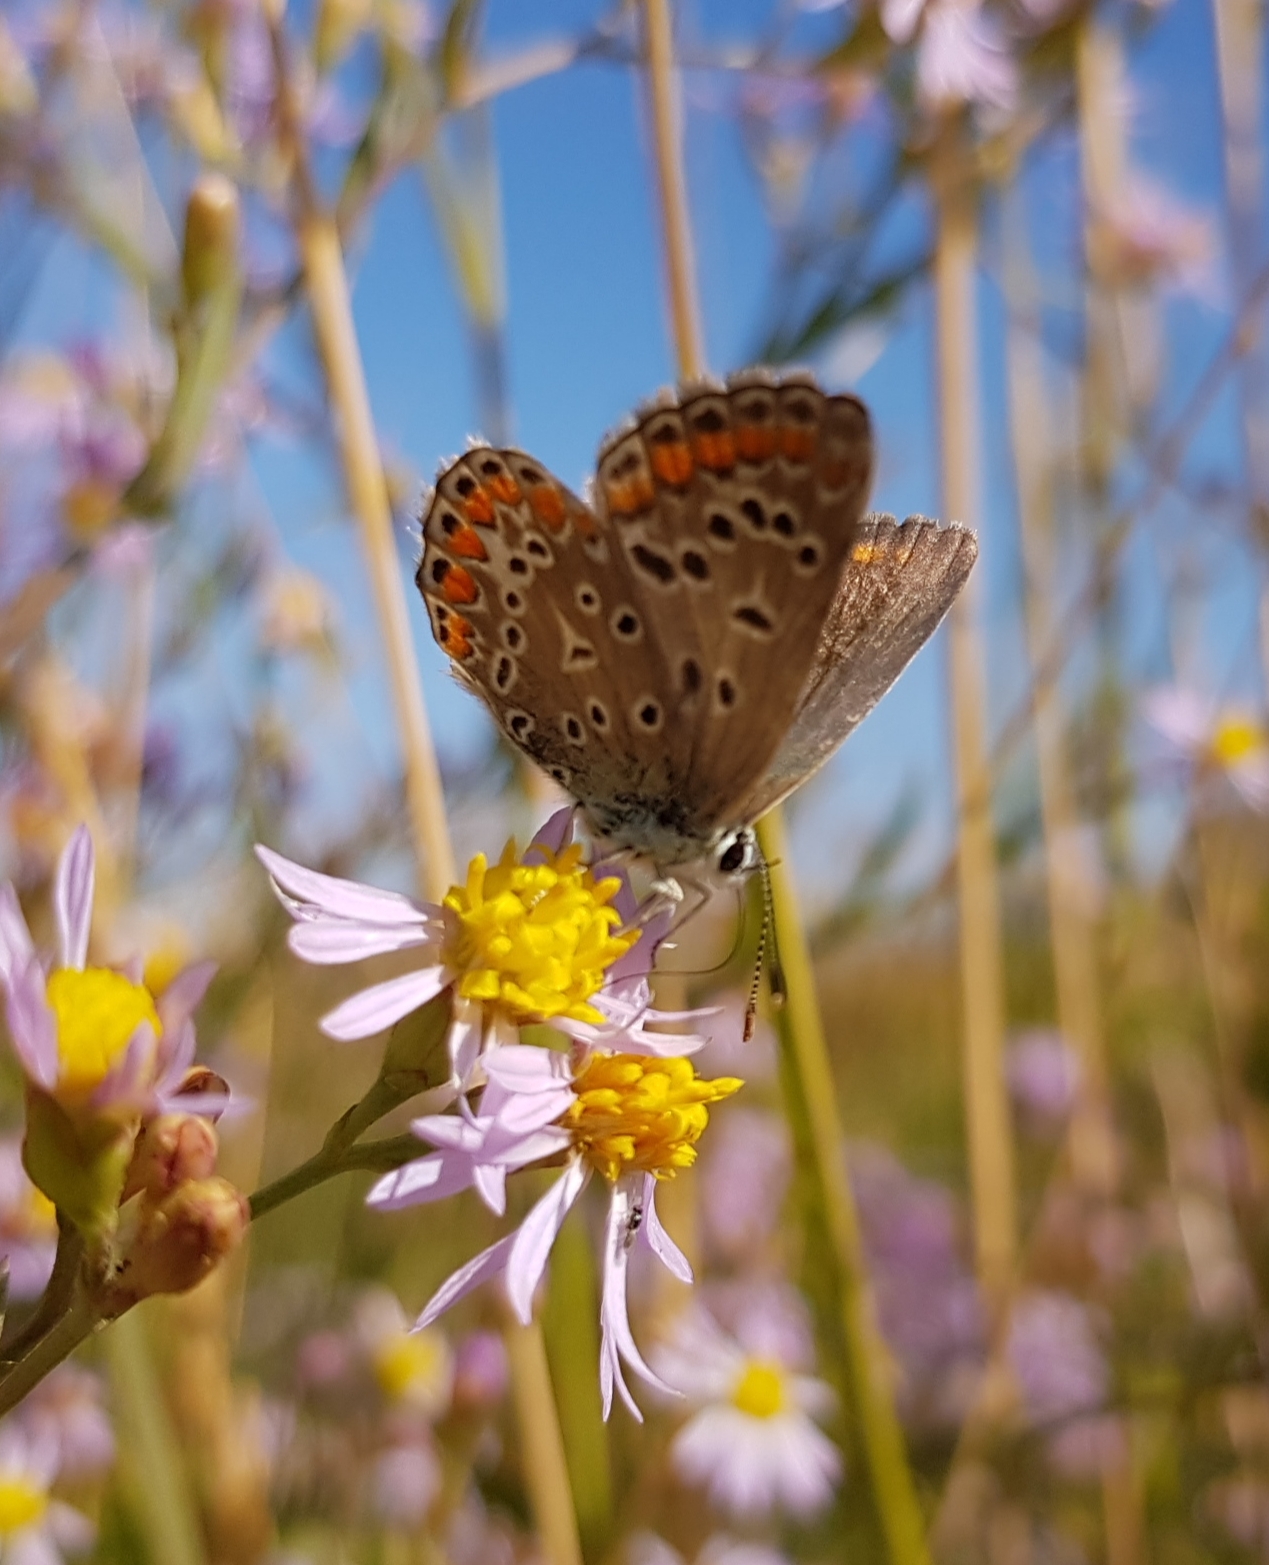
[255,844,439,926]
[289,920,440,964]
[506,1159,589,1323]
[367,1153,476,1209]
[483,1044,573,1094]
[643,1178,693,1283]
[320,968,450,1040]
[54,825,94,971]
[416,1232,519,1328]
[448,997,485,1088]
[526,806,576,858]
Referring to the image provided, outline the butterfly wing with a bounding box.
[739,513,978,823]
[590,372,873,847]
[419,372,874,863]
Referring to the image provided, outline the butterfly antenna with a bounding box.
[744,853,786,1041]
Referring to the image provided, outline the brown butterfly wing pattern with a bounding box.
[740,514,978,823]
[418,372,874,863]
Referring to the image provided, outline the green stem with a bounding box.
[249,1129,421,1222]
[0,1221,83,1364]
[0,1290,101,1420]
[758,809,931,1565]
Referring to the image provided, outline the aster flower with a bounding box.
[369,1044,741,1419]
[1142,685,1269,809]
[256,809,707,1093]
[915,0,1018,111]
[0,1420,94,1563]
[0,1135,58,1301]
[16,1366,115,1482]
[353,1288,454,1419]
[0,826,218,1124]
[652,1303,840,1520]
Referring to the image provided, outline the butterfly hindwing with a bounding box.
[740,513,978,822]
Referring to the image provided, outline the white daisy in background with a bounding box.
[0,1420,94,1563]
[653,1304,841,1520]
[1142,686,1269,809]
[368,1044,741,1419]
[352,1287,454,1419]
[257,808,707,1094]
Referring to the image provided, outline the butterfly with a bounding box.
[417,369,976,879]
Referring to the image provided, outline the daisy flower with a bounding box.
[368,1044,742,1419]
[0,1420,94,1563]
[653,1304,840,1519]
[1142,686,1269,809]
[256,809,707,1092]
[0,826,219,1125]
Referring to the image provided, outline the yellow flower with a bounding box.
[443,841,639,1028]
[0,1473,47,1535]
[45,967,161,1099]
[564,1052,743,1182]
[731,1358,788,1419]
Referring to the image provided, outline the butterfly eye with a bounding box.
[716,828,758,877]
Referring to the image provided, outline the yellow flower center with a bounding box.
[45,967,161,1096]
[443,842,639,1027]
[372,1329,449,1404]
[563,1052,742,1182]
[0,1474,47,1534]
[1210,716,1263,768]
[731,1358,788,1419]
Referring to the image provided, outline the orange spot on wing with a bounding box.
[528,484,567,530]
[448,525,488,560]
[604,476,655,518]
[441,613,475,659]
[649,440,694,488]
[488,474,522,505]
[441,565,479,605]
[463,489,496,525]
[570,501,601,540]
[821,457,861,490]
[779,427,817,462]
[850,542,882,564]
[735,425,777,462]
[691,430,736,472]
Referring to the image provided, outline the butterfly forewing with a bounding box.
[420,371,875,864]
[741,514,978,822]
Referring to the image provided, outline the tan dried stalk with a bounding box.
[931,125,1017,1309]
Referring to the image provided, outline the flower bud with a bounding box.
[380,993,451,1098]
[181,173,240,313]
[112,1178,248,1307]
[122,1113,219,1202]
[22,1088,134,1240]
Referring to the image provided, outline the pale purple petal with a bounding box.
[0,886,37,991]
[1142,686,1210,752]
[417,1232,519,1328]
[151,1018,197,1100]
[482,1045,573,1097]
[474,1162,507,1215]
[448,997,485,1087]
[600,1180,680,1414]
[5,959,57,1088]
[7,1533,62,1565]
[368,1152,478,1210]
[47,1501,96,1552]
[91,1020,156,1110]
[156,960,217,1034]
[525,807,576,859]
[506,1159,590,1324]
[320,968,450,1041]
[289,920,442,965]
[255,844,441,927]
[643,1178,693,1283]
[54,826,94,972]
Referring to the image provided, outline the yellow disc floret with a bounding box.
[731,1358,788,1419]
[1210,715,1263,768]
[443,841,639,1027]
[0,1473,47,1534]
[45,967,161,1096]
[372,1328,450,1406]
[564,1052,742,1182]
